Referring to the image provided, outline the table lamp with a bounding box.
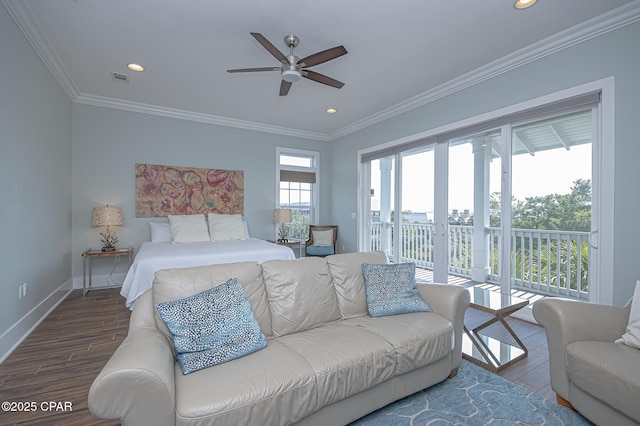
[92,205,123,251]
[273,208,292,242]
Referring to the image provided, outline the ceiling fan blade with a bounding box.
[279,80,292,96]
[298,46,347,67]
[303,70,345,89]
[227,67,280,73]
[251,32,288,64]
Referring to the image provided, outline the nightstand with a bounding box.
[270,239,305,258]
[82,248,133,296]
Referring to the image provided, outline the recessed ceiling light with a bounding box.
[514,0,538,9]
[326,108,337,114]
[127,63,144,72]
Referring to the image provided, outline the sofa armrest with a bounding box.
[532,298,630,399]
[417,283,470,369]
[88,326,176,426]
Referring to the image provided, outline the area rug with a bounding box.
[350,360,593,426]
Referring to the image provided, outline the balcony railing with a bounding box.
[370,222,590,300]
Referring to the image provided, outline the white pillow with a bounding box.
[313,229,334,247]
[149,222,171,243]
[168,214,210,243]
[616,280,640,349]
[208,213,246,242]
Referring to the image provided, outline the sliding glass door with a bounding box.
[399,147,437,280]
[509,110,594,300]
[365,143,451,282]
[360,88,604,302]
[447,130,502,285]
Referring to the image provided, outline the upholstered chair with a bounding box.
[305,225,337,257]
[532,298,638,425]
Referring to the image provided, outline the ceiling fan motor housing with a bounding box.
[282,55,302,82]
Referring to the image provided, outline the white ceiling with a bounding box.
[4,0,638,141]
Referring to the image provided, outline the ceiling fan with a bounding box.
[227,33,347,96]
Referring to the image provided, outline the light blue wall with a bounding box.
[0,6,72,337]
[71,105,330,280]
[329,22,640,306]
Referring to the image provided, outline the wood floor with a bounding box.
[0,287,554,425]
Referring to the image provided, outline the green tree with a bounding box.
[489,192,501,227]
[512,179,591,231]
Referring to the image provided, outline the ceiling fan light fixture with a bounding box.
[326,108,337,114]
[282,69,301,83]
[514,0,538,9]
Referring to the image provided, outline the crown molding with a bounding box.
[5,0,639,142]
[328,0,640,141]
[74,94,330,141]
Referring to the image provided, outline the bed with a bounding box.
[120,238,295,309]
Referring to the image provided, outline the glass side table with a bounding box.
[82,247,133,296]
[462,287,529,372]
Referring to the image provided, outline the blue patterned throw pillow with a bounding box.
[362,262,432,317]
[156,277,267,375]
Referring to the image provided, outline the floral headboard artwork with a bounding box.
[135,163,244,217]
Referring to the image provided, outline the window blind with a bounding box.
[280,170,317,184]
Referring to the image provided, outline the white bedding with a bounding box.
[120,238,295,309]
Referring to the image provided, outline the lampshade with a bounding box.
[92,206,124,227]
[273,208,292,224]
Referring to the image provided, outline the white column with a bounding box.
[379,158,393,258]
[472,138,491,282]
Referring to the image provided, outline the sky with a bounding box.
[371,142,591,217]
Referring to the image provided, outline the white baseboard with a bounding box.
[0,279,73,364]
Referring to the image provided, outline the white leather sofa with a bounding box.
[89,251,470,426]
[533,298,640,426]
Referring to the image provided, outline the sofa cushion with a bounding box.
[276,322,396,408]
[344,312,453,375]
[174,340,318,425]
[326,251,389,319]
[157,278,267,375]
[262,257,341,337]
[567,340,640,422]
[153,262,272,340]
[362,262,432,317]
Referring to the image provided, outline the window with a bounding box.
[276,148,319,240]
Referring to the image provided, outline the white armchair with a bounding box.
[532,298,639,426]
